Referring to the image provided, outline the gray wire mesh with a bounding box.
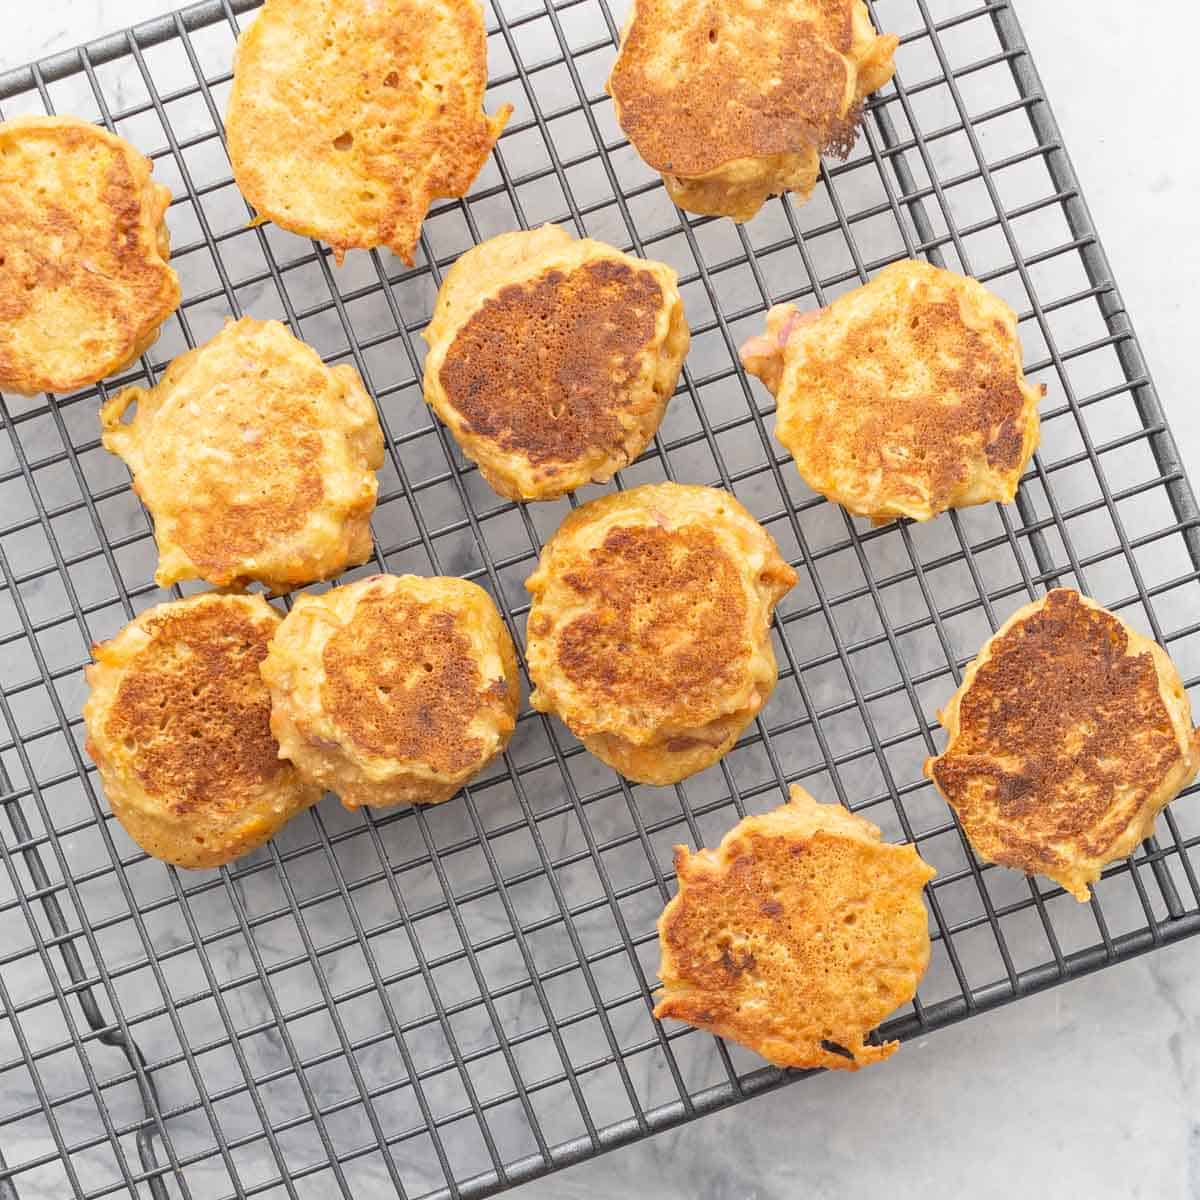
[2,1,1199,1197]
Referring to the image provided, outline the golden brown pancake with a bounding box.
[261,573,519,808]
[926,589,1200,901]
[226,0,512,265]
[607,0,898,221]
[741,260,1044,524]
[83,594,321,869]
[525,483,797,785]
[422,225,690,500]
[655,785,935,1070]
[0,115,180,397]
[100,317,384,594]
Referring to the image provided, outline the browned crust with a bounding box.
[226,0,512,265]
[525,484,797,784]
[742,263,1044,522]
[439,259,665,468]
[607,0,896,179]
[0,116,180,396]
[177,435,323,576]
[320,589,502,775]
[100,603,283,807]
[553,523,752,731]
[655,789,935,1070]
[805,299,1034,501]
[927,589,1200,897]
[83,595,319,867]
[101,318,383,593]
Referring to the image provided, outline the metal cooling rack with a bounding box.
[2,0,1199,1196]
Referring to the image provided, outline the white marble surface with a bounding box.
[2,3,1198,1199]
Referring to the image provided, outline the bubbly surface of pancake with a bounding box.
[926,589,1200,901]
[525,483,796,784]
[655,785,935,1069]
[101,318,384,593]
[607,0,897,220]
[261,574,519,808]
[741,260,1043,523]
[0,116,179,396]
[83,594,320,868]
[423,226,689,500]
[226,0,511,265]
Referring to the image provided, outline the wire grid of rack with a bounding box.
[2,0,1200,1196]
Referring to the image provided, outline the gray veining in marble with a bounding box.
[1,2,1198,1198]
